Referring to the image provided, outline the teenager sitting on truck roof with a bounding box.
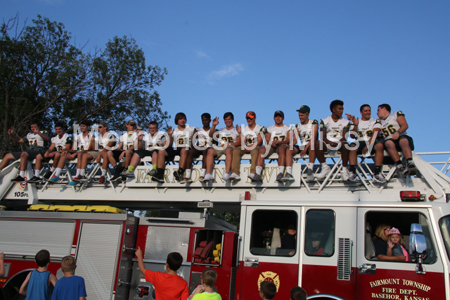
[182,113,212,183]
[108,120,139,183]
[230,111,264,182]
[203,112,240,182]
[346,104,387,183]
[152,112,195,183]
[45,120,92,184]
[285,105,318,182]
[377,104,417,176]
[68,122,116,185]
[0,121,50,182]
[121,121,167,178]
[373,224,406,262]
[315,100,354,181]
[135,247,189,300]
[36,122,73,183]
[252,110,293,183]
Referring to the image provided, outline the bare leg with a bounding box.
[206,148,217,174]
[0,153,15,170]
[224,147,233,173]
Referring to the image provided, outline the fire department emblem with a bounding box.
[258,271,280,292]
[17,176,27,191]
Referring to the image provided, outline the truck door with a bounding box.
[239,205,300,300]
[356,207,446,299]
[301,207,357,300]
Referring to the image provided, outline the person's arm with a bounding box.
[49,273,58,286]
[0,252,5,277]
[292,127,299,145]
[135,247,146,276]
[19,272,31,295]
[209,118,219,137]
[182,282,190,300]
[392,115,408,140]
[377,254,406,261]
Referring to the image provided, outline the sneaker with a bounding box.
[222,172,230,181]
[306,168,314,182]
[282,173,295,182]
[99,176,106,184]
[373,173,387,183]
[315,165,331,179]
[147,169,157,176]
[199,176,205,182]
[203,173,213,182]
[151,175,164,183]
[173,170,182,182]
[252,174,262,182]
[10,175,25,182]
[275,173,284,182]
[27,176,42,183]
[180,177,193,184]
[43,170,53,179]
[229,173,241,181]
[248,173,255,180]
[348,171,358,181]
[397,164,408,176]
[73,175,86,182]
[68,181,78,186]
[408,161,417,176]
[48,176,60,183]
[341,168,350,181]
[121,170,135,177]
[110,173,121,182]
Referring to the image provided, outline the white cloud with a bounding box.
[196,50,210,59]
[207,63,244,81]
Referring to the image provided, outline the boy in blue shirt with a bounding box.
[51,256,87,300]
[19,249,58,300]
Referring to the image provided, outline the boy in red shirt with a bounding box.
[136,247,189,300]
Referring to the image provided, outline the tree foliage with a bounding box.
[0,14,169,156]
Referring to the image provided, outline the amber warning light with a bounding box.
[400,191,423,201]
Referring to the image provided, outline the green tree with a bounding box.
[0,15,169,156]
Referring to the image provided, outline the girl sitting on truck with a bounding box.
[373,224,406,262]
[387,227,411,262]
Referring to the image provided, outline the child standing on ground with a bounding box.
[19,249,58,300]
[387,227,411,262]
[135,247,189,300]
[290,286,307,300]
[188,268,222,300]
[259,281,277,300]
[51,256,87,300]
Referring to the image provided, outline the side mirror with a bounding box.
[409,223,427,274]
[409,224,427,256]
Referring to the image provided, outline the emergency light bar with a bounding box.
[400,191,424,201]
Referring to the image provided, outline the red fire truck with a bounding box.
[1,151,450,300]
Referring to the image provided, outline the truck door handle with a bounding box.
[359,263,376,274]
[244,258,259,267]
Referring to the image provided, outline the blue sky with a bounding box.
[3,0,450,156]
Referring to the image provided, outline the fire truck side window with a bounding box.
[365,211,437,264]
[304,209,335,257]
[439,215,450,261]
[250,210,298,256]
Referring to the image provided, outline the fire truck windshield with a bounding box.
[439,215,450,261]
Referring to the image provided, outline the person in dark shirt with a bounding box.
[373,224,406,261]
[281,223,297,255]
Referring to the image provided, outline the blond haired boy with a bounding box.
[51,256,87,300]
[189,268,222,300]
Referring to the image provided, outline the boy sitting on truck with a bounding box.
[135,247,189,300]
[259,281,277,300]
[51,256,87,300]
[19,249,58,300]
